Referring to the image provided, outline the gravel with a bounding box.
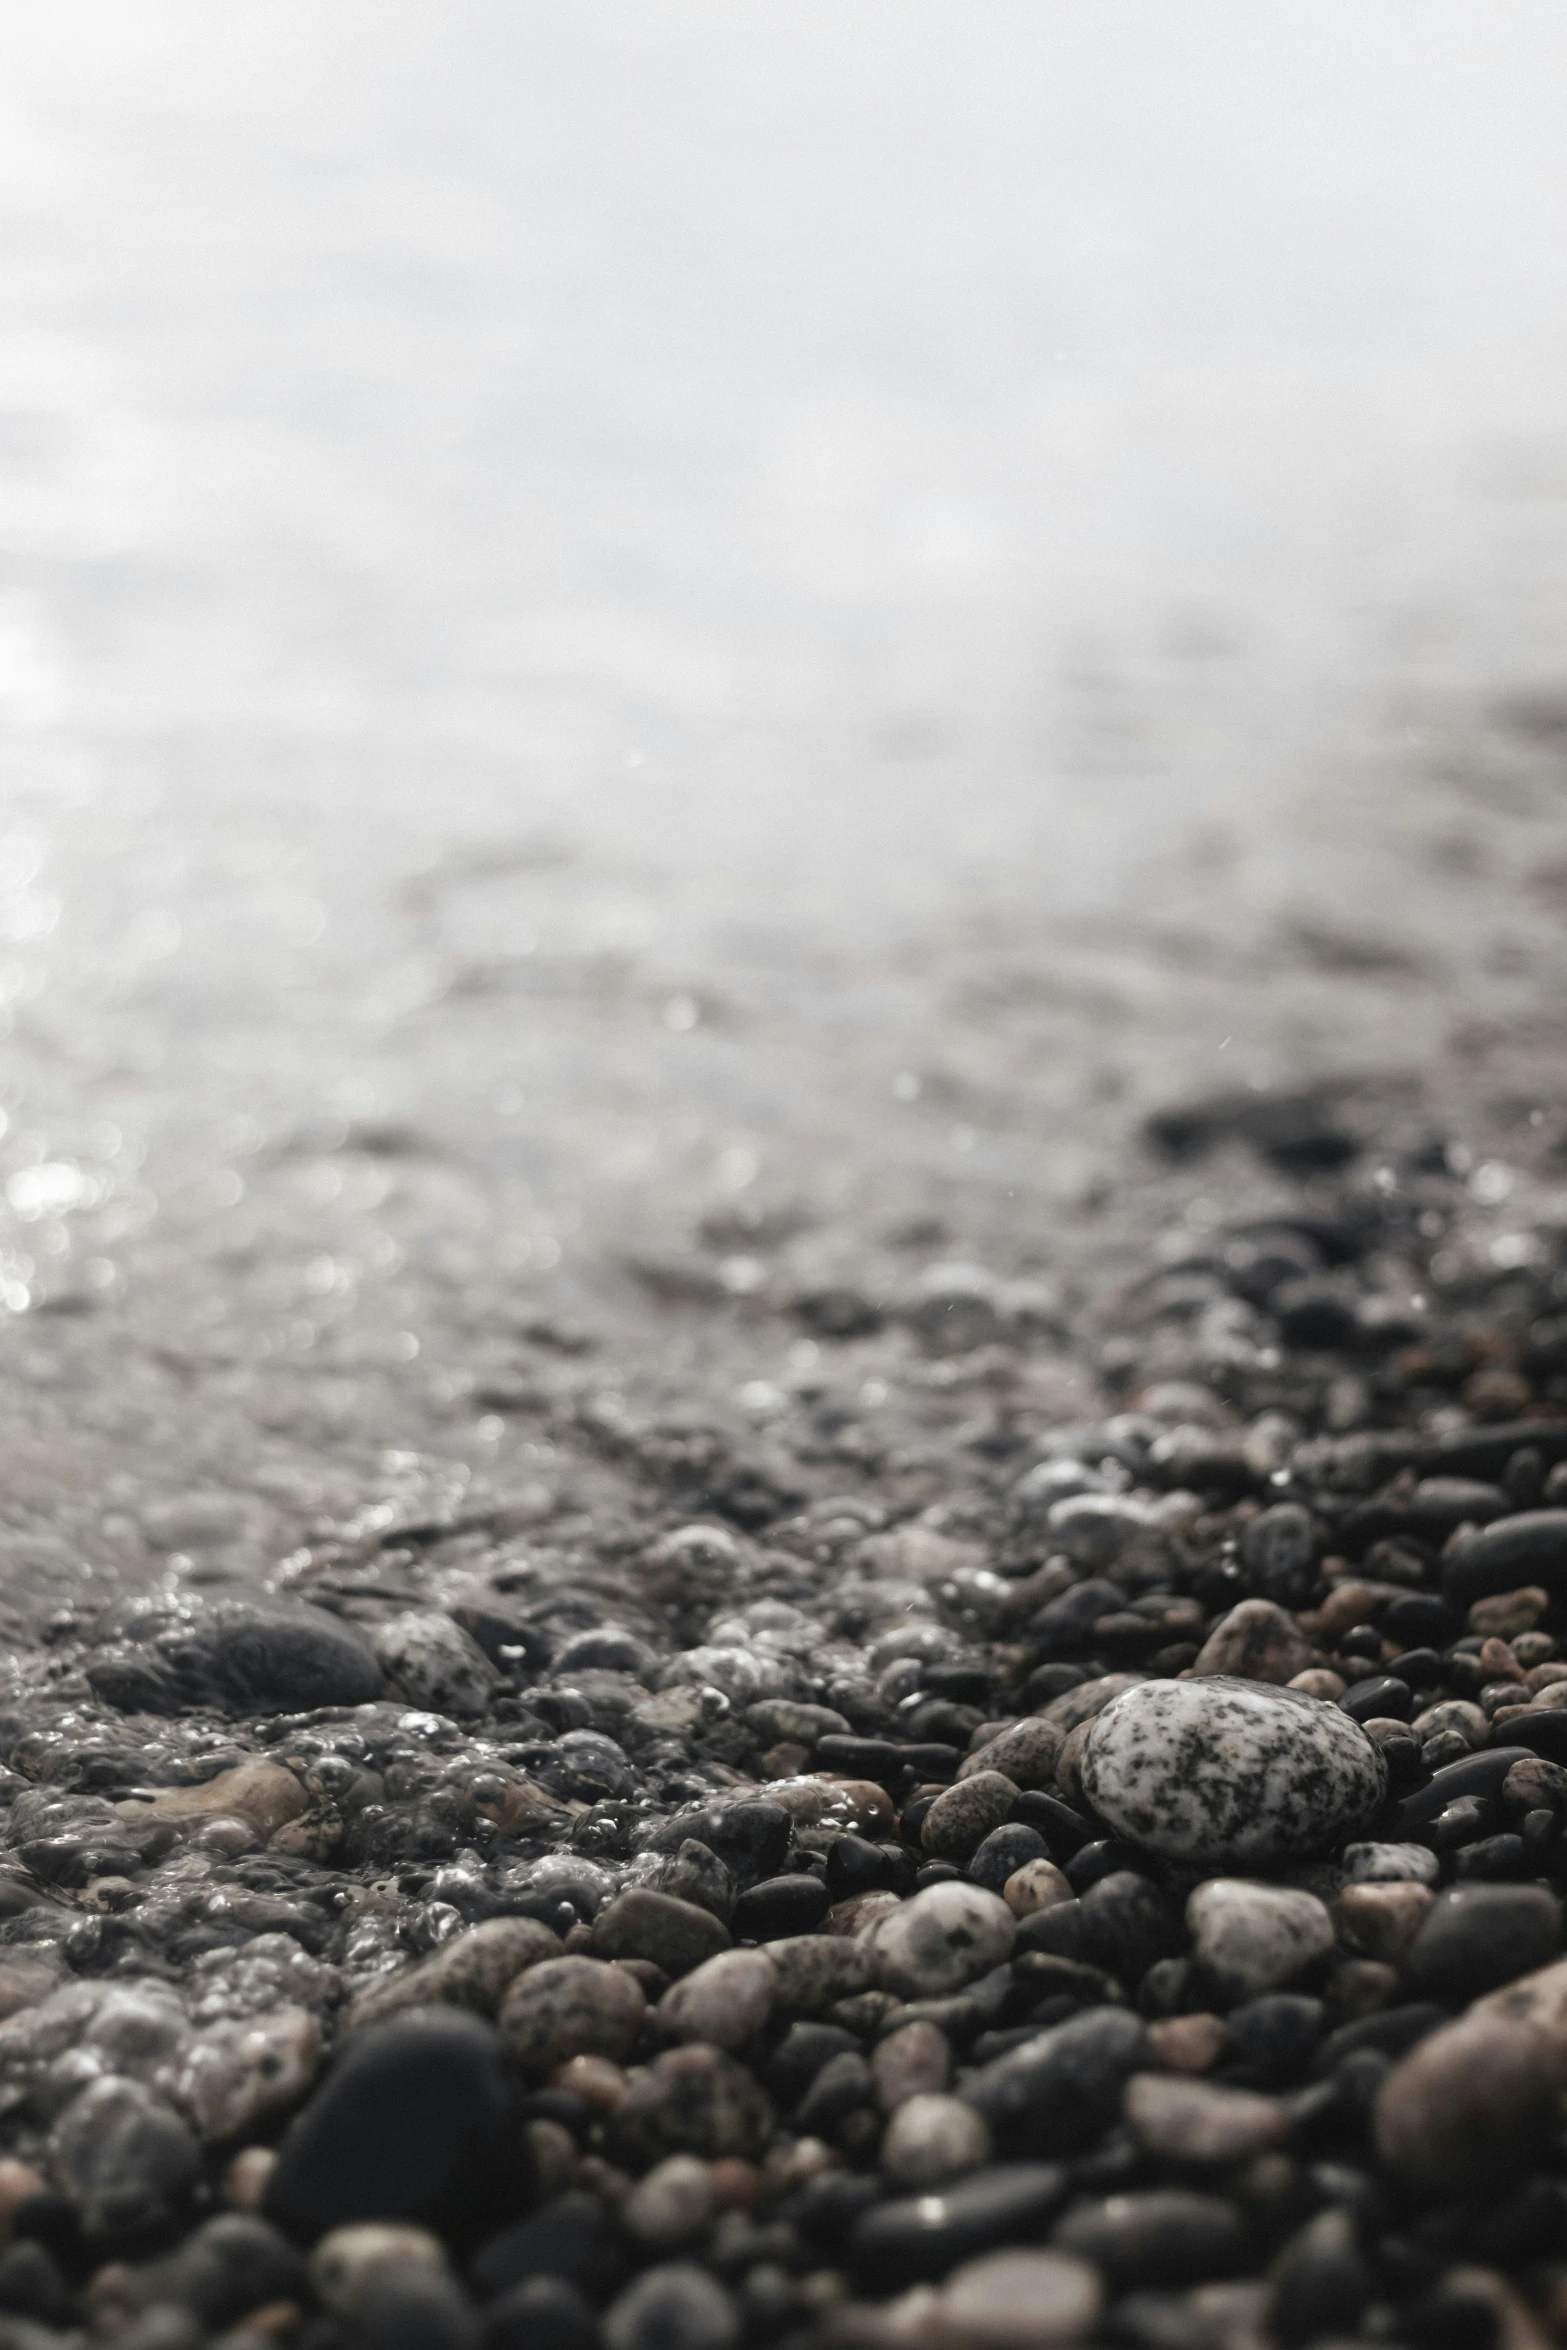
[9,1117,1567,2345]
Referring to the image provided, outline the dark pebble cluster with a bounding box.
[6,1135,1567,2350]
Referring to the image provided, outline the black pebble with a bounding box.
[266,2016,524,2250]
[1405,1883,1562,2001]
[730,1875,830,1940]
[484,2278,599,2350]
[356,2269,482,2350]
[967,1824,1049,1894]
[469,2194,629,2304]
[849,2164,1070,2287]
[1223,1995,1324,2088]
[1339,1676,1412,1724]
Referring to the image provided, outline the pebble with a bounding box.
[486,2277,599,2350]
[729,1875,829,1940]
[1050,2189,1248,2289]
[1404,1883,1562,2002]
[957,1719,1061,1790]
[1145,2014,1227,2074]
[1080,1677,1385,1869]
[50,2075,202,2242]
[622,2156,717,2250]
[372,1612,499,1718]
[603,2264,738,2350]
[1340,1840,1440,1884]
[1443,1511,1567,1608]
[868,1883,1016,1998]
[966,1825,1049,1896]
[173,2005,322,2142]
[592,1892,731,1978]
[916,2248,1103,2348]
[1186,1880,1335,2001]
[119,1759,308,1841]
[264,2015,522,2248]
[1123,2073,1285,2166]
[880,2094,992,2187]
[1373,2010,1555,2191]
[849,2164,1072,2289]
[921,1773,1019,1864]
[310,2223,446,2316]
[1335,1880,1433,1967]
[500,1958,647,2075]
[1000,1857,1073,1918]
[765,1934,877,2013]
[355,2265,482,2350]
[1191,1599,1312,1685]
[962,2008,1147,2159]
[609,2046,774,2169]
[351,1917,562,2030]
[872,2019,952,2112]
[657,1950,775,2050]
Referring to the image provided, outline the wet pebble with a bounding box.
[500,1957,647,2075]
[869,1882,1016,1998]
[657,1950,775,2050]
[921,1773,1019,1864]
[592,1892,731,1978]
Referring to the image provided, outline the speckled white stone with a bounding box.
[1079,1675,1386,1869]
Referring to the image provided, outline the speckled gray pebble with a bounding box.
[1080,1676,1386,1868]
[869,1881,1016,1998]
[498,1956,646,2075]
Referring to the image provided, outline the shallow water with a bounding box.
[1,2,1566,1637]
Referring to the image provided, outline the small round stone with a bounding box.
[1374,2011,1555,2192]
[1123,2073,1285,2166]
[622,2156,717,2250]
[880,2093,990,2186]
[872,2020,952,2113]
[1186,1880,1335,2002]
[1335,1881,1433,1967]
[921,1772,1019,1864]
[1001,1858,1074,1919]
[1404,1884,1562,2003]
[603,2264,738,2350]
[869,1883,1016,1998]
[311,2224,446,2317]
[958,1719,1062,1791]
[591,1891,731,1978]
[1081,1677,1385,1870]
[1191,1599,1312,1685]
[1340,1841,1440,1885]
[656,1949,775,2050]
[928,2249,1102,2348]
[500,1957,647,2076]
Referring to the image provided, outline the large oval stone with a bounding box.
[1079,1676,1386,1869]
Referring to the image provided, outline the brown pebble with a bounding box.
[1324,1959,1398,2023]
[1374,2012,1555,2192]
[872,2019,952,2113]
[1124,2072,1285,2166]
[552,2054,631,2109]
[1145,2014,1226,2075]
[1191,1598,1311,1685]
[762,1742,811,1778]
[1336,1881,1434,1965]
[1287,1668,1347,1700]
[921,1771,1019,1863]
[222,2147,277,2213]
[1001,1859,1073,1919]
[708,2158,761,2211]
[1479,1636,1524,1683]
[0,2158,46,2240]
[1470,1587,1550,1640]
[828,1891,903,1938]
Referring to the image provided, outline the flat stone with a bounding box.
[869,1885,1016,1999]
[1187,1880,1335,2001]
[849,2164,1071,2289]
[1080,1678,1385,1870]
[1123,2073,1284,2165]
[1050,2189,1248,2290]
[592,1891,731,1978]
[118,1759,308,1841]
[499,1957,647,2075]
[1443,1512,1567,1609]
[921,2249,1103,2348]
